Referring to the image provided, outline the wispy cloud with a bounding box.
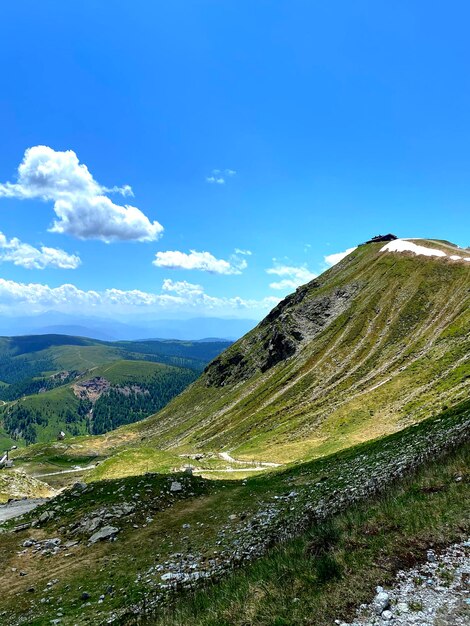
[153,249,248,275]
[266,262,317,290]
[324,246,357,266]
[0,146,163,242]
[206,168,237,184]
[0,277,279,316]
[0,232,80,269]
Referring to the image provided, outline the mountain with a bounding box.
[0,335,231,445]
[0,334,232,385]
[94,237,469,466]
[1,360,198,444]
[0,313,257,341]
[1,237,469,626]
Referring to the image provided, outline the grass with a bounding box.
[72,242,468,470]
[136,443,469,626]
[5,243,468,481]
[0,401,467,625]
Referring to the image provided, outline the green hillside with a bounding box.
[1,401,468,625]
[13,237,468,482]
[42,238,466,479]
[0,360,197,445]
[0,336,229,446]
[0,237,469,625]
[0,335,231,387]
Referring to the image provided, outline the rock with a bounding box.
[170,481,183,492]
[427,550,436,562]
[396,602,409,613]
[39,511,53,523]
[112,503,134,517]
[73,482,87,491]
[381,610,393,620]
[372,591,390,615]
[81,517,102,533]
[43,538,61,550]
[23,539,35,547]
[81,591,90,600]
[89,526,119,544]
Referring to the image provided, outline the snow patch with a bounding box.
[381,239,470,262]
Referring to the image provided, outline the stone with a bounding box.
[81,517,102,533]
[89,526,119,544]
[81,592,90,600]
[382,610,393,620]
[170,481,183,492]
[373,591,390,615]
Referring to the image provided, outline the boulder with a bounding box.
[372,591,390,615]
[89,526,119,544]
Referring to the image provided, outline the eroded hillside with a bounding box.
[123,239,470,463]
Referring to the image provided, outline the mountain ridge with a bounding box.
[108,238,469,465]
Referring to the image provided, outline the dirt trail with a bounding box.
[0,498,47,523]
[33,465,96,478]
[218,451,281,467]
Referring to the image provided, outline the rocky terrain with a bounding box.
[340,540,469,625]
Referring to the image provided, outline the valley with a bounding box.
[0,237,468,625]
[0,336,230,447]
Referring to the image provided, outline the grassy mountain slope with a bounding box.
[0,401,468,625]
[0,360,197,445]
[105,239,469,465]
[0,335,231,386]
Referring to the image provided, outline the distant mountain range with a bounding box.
[0,313,258,341]
[0,334,231,445]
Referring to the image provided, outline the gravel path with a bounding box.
[339,540,470,626]
[0,498,47,523]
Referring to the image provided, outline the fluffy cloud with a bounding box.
[153,250,248,275]
[0,232,80,269]
[0,146,163,242]
[162,278,204,296]
[206,168,237,184]
[324,246,357,266]
[266,263,317,290]
[0,277,279,316]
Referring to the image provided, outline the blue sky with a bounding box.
[0,1,469,320]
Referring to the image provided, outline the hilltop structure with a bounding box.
[365,233,397,243]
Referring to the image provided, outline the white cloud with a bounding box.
[162,278,204,296]
[0,277,279,317]
[0,232,80,269]
[153,249,248,275]
[266,263,317,290]
[0,146,163,242]
[206,168,237,184]
[324,246,357,266]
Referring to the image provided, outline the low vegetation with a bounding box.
[0,401,467,625]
